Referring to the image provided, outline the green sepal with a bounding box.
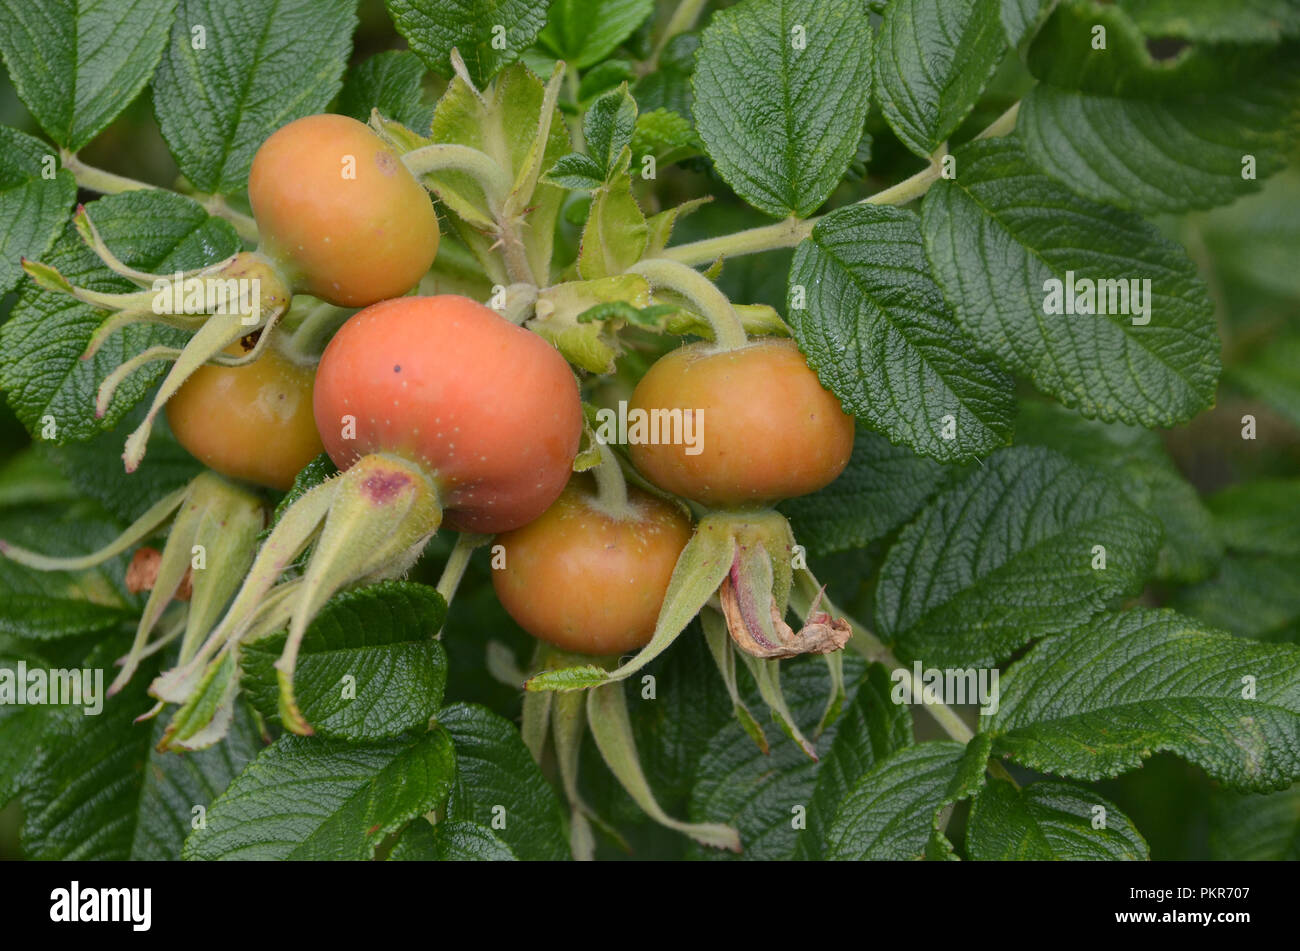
[587,682,742,852]
[739,653,818,761]
[528,274,652,373]
[701,607,769,754]
[275,454,443,734]
[527,516,735,692]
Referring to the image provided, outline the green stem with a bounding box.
[988,759,1022,790]
[62,151,259,242]
[435,532,491,632]
[656,100,1021,268]
[499,225,539,286]
[565,67,586,152]
[658,216,812,267]
[401,143,512,212]
[60,150,154,194]
[627,257,748,349]
[646,0,709,73]
[281,299,352,365]
[860,154,944,207]
[201,194,259,244]
[975,101,1021,140]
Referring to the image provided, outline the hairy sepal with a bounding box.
[587,682,742,853]
[275,454,442,734]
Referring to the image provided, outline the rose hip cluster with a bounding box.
[6,110,855,763]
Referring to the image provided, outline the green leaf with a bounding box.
[1019,78,1299,216]
[1001,0,1049,47]
[152,0,357,194]
[577,59,636,104]
[631,629,736,807]
[779,425,949,555]
[1120,0,1300,42]
[966,779,1149,860]
[789,204,1015,464]
[1020,2,1300,213]
[1207,784,1300,860]
[631,108,702,166]
[686,654,868,860]
[577,173,647,279]
[544,153,606,191]
[17,641,261,859]
[386,0,548,87]
[0,190,241,441]
[390,818,518,860]
[539,0,653,70]
[874,0,1007,159]
[877,446,1161,667]
[438,702,570,861]
[241,582,448,741]
[1198,171,1300,300]
[0,502,138,639]
[1014,400,1221,583]
[0,127,76,295]
[921,136,1220,427]
[426,64,569,283]
[0,0,177,151]
[576,301,674,327]
[985,608,1300,791]
[45,417,204,523]
[634,32,697,116]
[387,816,440,860]
[0,651,55,806]
[528,273,651,373]
[433,820,517,860]
[1028,2,1271,93]
[583,85,637,179]
[1208,479,1300,556]
[798,664,913,859]
[1173,554,1300,644]
[338,50,435,132]
[182,729,456,860]
[17,641,150,858]
[824,735,991,860]
[692,0,874,218]
[0,449,77,509]
[130,703,263,859]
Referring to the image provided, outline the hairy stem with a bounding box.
[435,532,491,632]
[657,215,813,267]
[627,257,748,349]
[60,151,154,194]
[655,100,1021,267]
[498,221,539,286]
[62,151,259,242]
[402,143,513,210]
